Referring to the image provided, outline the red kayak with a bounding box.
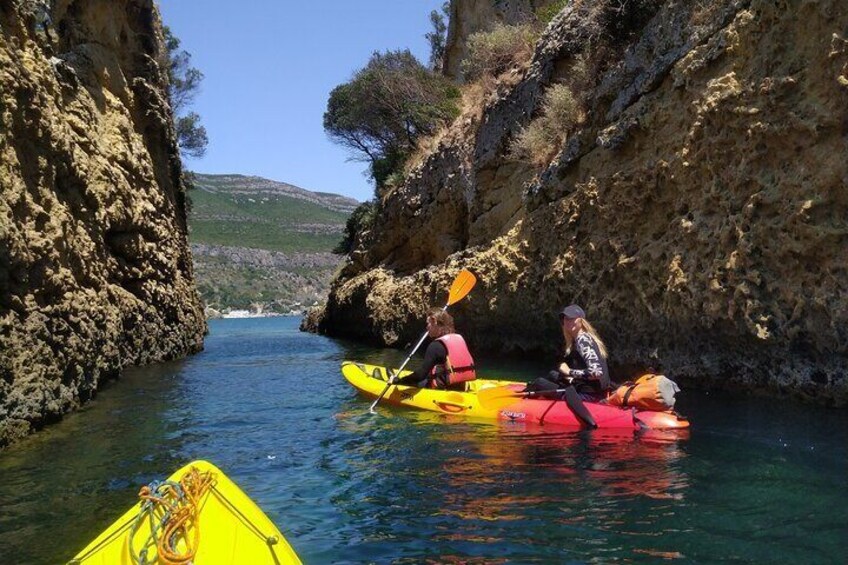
[489,384,688,429]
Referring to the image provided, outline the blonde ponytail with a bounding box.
[563,319,608,359]
[580,320,608,359]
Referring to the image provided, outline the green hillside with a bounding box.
[186,173,356,315]
[188,173,357,253]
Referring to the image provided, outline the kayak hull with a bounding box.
[71,460,302,564]
[343,361,688,430]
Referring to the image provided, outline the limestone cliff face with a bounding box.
[0,0,206,447]
[311,0,848,406]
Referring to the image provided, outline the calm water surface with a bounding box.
[0,317,846,564]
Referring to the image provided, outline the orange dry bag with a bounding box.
[608,374,680,411]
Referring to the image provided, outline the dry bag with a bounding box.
[608,374,680,411]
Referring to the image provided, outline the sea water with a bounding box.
[0,317,845,564]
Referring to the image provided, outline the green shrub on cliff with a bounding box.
[325,49,460,255]
[163,26,208,159]
[425,2,450,72]
[334,201,378,254]
[536,0,571,25]
[460,24,538,81]
[510,83,582,166]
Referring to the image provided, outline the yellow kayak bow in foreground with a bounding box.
[70,459,301,564]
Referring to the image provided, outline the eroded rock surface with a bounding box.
[311,0,848,406]
[0,0,205,446]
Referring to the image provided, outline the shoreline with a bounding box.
[208,310,304,320]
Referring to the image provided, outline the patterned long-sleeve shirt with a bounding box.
[559,332,611,391]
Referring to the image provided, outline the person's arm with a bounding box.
[394,341,447,385]
[560,333,609,388]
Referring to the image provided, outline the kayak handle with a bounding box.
[432,399,472,410]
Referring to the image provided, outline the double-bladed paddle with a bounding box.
[369,269,477,414]
[476,386,572,411]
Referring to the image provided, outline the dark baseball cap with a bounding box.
[559,304,586,320]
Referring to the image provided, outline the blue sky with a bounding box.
[157,1,444,202]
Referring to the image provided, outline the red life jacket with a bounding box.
[429,334,476,388]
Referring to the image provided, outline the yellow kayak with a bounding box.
[70,460,302,564]
[342,360,518,417]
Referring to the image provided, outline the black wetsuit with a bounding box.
[394,340,449,388]
[527,332,611,400]
[562,332,611,395]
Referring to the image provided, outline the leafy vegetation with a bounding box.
[460,23,538,81]
[536,0,570,25]
[321,0,665,256]
[510,83,583,166]
[460,0,661,168]
[188,174,352,253]
[324,49,460,194]
[324,49,460,252]
[193,253,338,314]
[186,174,353,314]
[425,2,450,72]
[163,26,208,159]
[597,0,664,42]
[190,220,341,254]
[334,200,378,254]
[174,112,207,159]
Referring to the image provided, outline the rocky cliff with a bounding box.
[308,0,848,406]
[0,0,206,447]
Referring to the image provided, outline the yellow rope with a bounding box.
[133,466,217,565]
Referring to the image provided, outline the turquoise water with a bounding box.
[0,317,846,564]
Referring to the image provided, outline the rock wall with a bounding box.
[310,0,848,406]
[0,0,206,447]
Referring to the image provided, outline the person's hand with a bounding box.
[388,375,399,385]
[558,362,571,375]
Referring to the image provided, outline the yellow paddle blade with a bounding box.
[476,385,525,410]
[446,269,477,306]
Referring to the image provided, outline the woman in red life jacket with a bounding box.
[390,308,476,390]
[524,304,612,428]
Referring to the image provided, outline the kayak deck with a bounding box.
[70,460,301,564]
[343,361,517,415]
[342,361,689,430]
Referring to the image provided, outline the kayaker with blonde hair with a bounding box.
[390,308,476,390]
[558,304,610,392]
[524,304,612,428]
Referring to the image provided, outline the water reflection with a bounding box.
[332,403,692,562]
[442,426,690,500]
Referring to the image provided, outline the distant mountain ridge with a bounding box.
[192,173,358,214]
[187,173,353,316]
[188,172,356,253]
